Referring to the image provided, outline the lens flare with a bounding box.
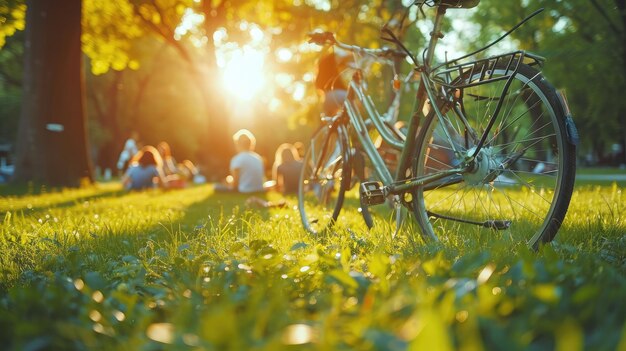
[221,46,266,101]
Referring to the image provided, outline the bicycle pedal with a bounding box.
[360,181,386,206]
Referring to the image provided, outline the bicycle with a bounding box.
[298,0,579,249]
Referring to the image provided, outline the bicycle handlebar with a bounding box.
[307,31,337,45]
[307,31,407,60]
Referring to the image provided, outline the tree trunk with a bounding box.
[13,0,93,187]
[195,6,232,180]
[195,65,233,180]
[99,70,123,172]
[617,0,626,164]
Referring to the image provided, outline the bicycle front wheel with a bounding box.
[412,64,576,248]
[298,123,351,235]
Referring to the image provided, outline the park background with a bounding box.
[0,0,625,185]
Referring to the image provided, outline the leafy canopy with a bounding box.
[0,0,25,48]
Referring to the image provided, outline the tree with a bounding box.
[85,39,175,173]
[13,0,93,186]
[0,1,25,145]
[470,0,626,163]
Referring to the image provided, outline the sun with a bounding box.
[174,13,270,102]
[220,46,267,101]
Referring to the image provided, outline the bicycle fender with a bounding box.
[565,117,579,146]
[556,90,580,146]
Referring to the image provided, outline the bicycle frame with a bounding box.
[336,5,550,199]
[338,5,461,196]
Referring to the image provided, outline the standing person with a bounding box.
[215,129,265,193]
[272,143,303,194]
[121,145,167,190]
[117,131,140,175]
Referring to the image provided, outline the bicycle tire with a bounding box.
[412,63,576,249]
[298,123,351,235]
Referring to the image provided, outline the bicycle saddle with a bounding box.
[438,0,480,9]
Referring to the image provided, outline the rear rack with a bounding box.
[431,50,544,89]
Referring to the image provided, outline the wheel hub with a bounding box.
[463,147,500,185]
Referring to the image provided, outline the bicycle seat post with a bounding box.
[425,6,447,67]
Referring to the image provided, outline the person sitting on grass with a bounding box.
[157,141,179,178]
[179,159,206,184]
[245,143,303,209]
[272,143,303,194]
[121,145,167,190]
[156,141,203,189]
[215,129,266,193]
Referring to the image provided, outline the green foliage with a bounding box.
[0,2,24,144]
[0,0,25,49]
[83,0,144,75]
[470,0,626,155]
[0,182,625,350]
[0,2,21,148]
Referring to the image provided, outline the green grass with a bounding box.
[575,167,626,187]
[0,182,625,350]
[576,167,626,176]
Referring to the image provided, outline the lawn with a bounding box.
[575,167,626,187]
[0,181,625,350]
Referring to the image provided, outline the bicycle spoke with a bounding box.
[496,83,534,136]
[495,133,556,149]
[496,97,543,139]
[489,96,543,146]
[299,125,348,235]
[414,64,574,247]
[492,184,547,221]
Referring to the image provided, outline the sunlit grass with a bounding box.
[0,182,625,350]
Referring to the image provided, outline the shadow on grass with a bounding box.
[161,188,274,233]
[0,182,94,197]
[4,188,128,215]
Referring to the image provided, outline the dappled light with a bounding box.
[282,324,316,345]
[1,0,625,350]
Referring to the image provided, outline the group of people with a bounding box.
[118,135,204,191]
[117,129,303,198]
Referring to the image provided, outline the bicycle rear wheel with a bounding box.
[412,64,576,248]
[298,123,351,235]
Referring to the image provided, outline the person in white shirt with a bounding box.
[215,129,265,193]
